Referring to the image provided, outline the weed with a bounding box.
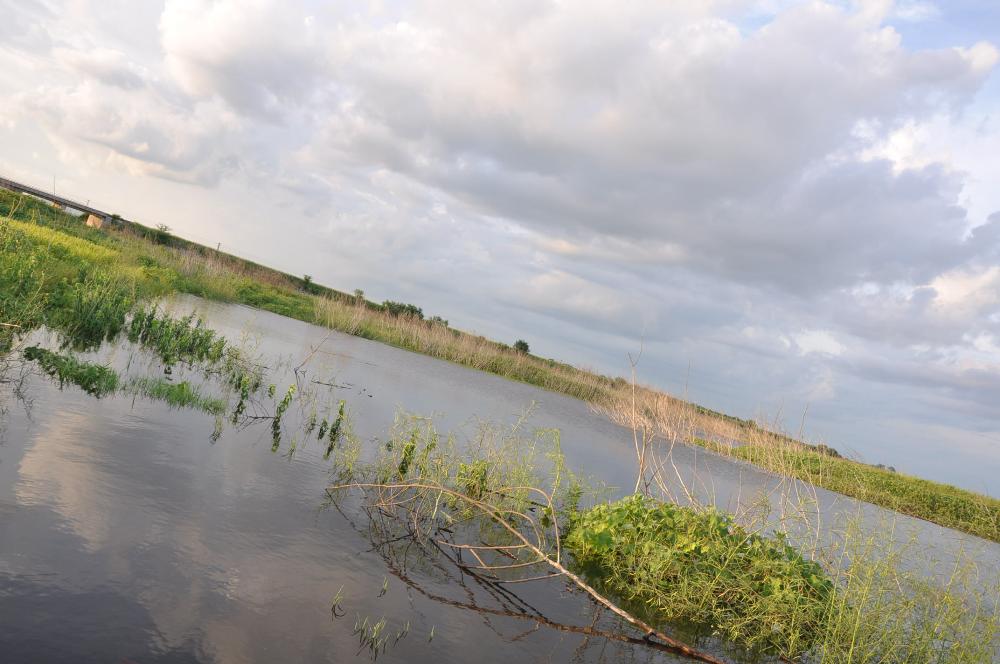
[23,346,119,397]
[567,495,833,658]
[127,377,226,415]
[127,307,226,367]
[271,384,296,450]
[324,399,346,459]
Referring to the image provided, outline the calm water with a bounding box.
[1,295,997,663]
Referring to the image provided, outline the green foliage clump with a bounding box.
[382,300,423,319]
[513,339,530,354]
[48,271,137,350]
[566,495,833,658]
[235,281,314,320]
[23,346,120,397]
[127,307,226,367]
[127,377,225,415]
[271,384,296,450]
[324,399,346,459]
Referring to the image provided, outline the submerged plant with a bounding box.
[271,383,296,450]
[127,307,226,368]
[23,346,119,397]
[126,376,226,415]
[324,399,346,459]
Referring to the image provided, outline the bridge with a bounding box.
[0,175,117,224]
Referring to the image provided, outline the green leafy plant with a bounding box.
[566,495,833,658]
[23,345,119,397]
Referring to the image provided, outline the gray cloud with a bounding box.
[1,0,999,491]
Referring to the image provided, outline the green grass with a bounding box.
[693,438,1000,543]
[567,494,833,658]
[21,346,225,415]
[566,495,999,663]
[22,345,119,397]
[126,377,226,415]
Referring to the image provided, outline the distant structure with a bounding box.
[0,174,117,227]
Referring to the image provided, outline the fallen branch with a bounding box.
[328,479,727,664]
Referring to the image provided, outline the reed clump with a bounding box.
[313,296,619,402]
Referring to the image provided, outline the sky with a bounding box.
[1,0,999,494]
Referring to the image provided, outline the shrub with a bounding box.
[382,300,424,319]
[566,495,833,658]
[513,339,530,354]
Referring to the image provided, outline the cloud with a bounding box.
[53,46,147,90]
[0,0,998,490]
[279,1,996,297]
[159,0,333,119]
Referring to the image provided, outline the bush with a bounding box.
[566,495,833,658]
[382,300,423,319]
[513,339,530,354]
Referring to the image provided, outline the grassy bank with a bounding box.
[2,187,999,544]
[693,437,1000,543]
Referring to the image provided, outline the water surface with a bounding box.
[1,295,997,663]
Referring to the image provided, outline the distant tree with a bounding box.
[814,444,842,459]
[514,339,530,354]
[383,300,424,320]
[153,223,172,245]
[353,288,365,303]
[302,274,318,294]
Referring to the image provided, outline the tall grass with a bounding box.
[313,296,619,402]
[693,436,1000,543]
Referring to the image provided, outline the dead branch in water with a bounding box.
[327,478,727,664]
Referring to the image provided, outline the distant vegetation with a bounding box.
[2,186,998,544]
[381,300,423,319]
[692,437,1000,543]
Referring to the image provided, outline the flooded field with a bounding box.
[2,295,997,663]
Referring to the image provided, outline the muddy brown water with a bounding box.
[1,295,997,663]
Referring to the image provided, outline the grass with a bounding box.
[126,376,226,415]
[2,186,999,544]
[693,438,1000,544]
[20,346,226,415]
[22,345,119,397]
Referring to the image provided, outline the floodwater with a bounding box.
[1,295,998,663]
